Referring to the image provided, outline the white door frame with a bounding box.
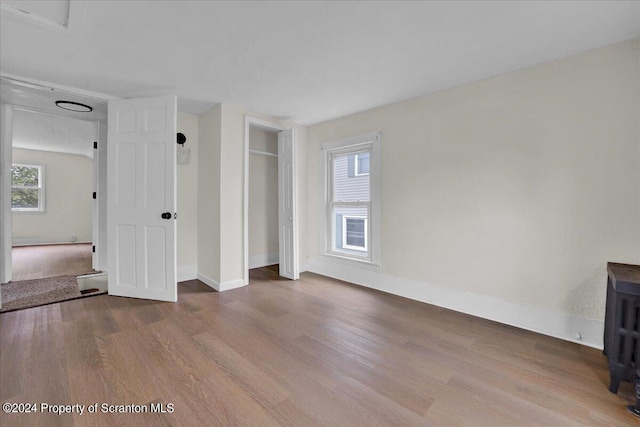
[243,116,289,285]
[0,104,13,285]
[0,75,114,285]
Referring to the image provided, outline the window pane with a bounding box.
[332,205,368,256]
[12,189,39,209]
[345,218,365,247]
[357,153,370,175]
[332,152,370,202]
[11,166,39,187]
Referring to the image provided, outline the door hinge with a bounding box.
[92,245,95,253]
[92,192,97,199]
[93,141,98,149]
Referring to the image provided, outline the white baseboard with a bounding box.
[196,272,246,292]
[219,279,246,291]
[299,263,308,273]
[12,238,92,246]
[307,256,604,350]
[196,272,219,290]
[177,265,197,282]
[249,252,279,269]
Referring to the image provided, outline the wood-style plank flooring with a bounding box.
[11,244,95,281]
[0,266,635,426]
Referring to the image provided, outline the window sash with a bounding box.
[354,153,370,176]
[11,188,43,211]
[329,148,371,203]
[342,215,368,251]
[11,164,44,211]
[11,184,41,190]
[328,201,371,260]
[11,164,42,188]
[327,145,373,260]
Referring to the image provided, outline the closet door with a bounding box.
[278,128,299,280]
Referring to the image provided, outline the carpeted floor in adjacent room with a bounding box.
[0,275,104,313]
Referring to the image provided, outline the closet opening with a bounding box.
[243,116,299,284]
[247,125,280,276]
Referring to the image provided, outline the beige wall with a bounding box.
[307,39,640,344]
[12,148,92,244]
[248,128,279,262]
[177,112,199,279]
[219,105,245,284]
[196,104,308,288]
[197,106,222,282]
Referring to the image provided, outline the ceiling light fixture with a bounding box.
[55,100,93,112]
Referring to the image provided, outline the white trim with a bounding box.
[249,252,279,269]
[8,105,102,126]
[0,2,70,33]
[196,272,245,292]
[342,216,368,251]
[177,264,198,282]
[320,131,380,152]
[76,273,108,293]
[0,105,13,285]
[12,238,91,246]
[220,279,248,291]
[307,256,604,350]
[10,162,45,212]
[196,272,219,290]
[243,115,285,286]
[0,74,117,103]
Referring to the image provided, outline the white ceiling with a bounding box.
[12,108,96,159]
[1,1,638,125]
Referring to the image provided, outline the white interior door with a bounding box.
[107,96,177,302]
[278,128,299,280]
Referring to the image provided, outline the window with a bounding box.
[343,216,367,251]
[11,163,45,212]
[354,152,369,176]
[322,132,380,264]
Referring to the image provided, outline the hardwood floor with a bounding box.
[11,244,95,281]
[0,266,635,426]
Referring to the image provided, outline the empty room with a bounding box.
[0,1,639,426]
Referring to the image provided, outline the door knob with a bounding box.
[161,212,171,219]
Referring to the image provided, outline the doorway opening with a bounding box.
[11,109,96,280]
[248,125,280,275]
[243,116,299,285]
[0,77,109,311]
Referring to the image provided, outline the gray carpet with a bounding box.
[0,275,105,313]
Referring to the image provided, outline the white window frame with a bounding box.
[11,162,45,213]
[342,215,368,251]
[354,152,370,176]
[321,131,381,267]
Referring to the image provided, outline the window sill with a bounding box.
[322,252,381,272]
[12,210,46,215]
